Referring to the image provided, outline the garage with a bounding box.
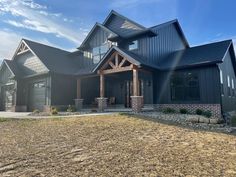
[1,85,14,111]
[29,81,46,111]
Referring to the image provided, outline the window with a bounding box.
[92,43,109,64]
[220,69,224,96]
[170,72,200,101]
[227,75,231,97]
[232,79,235,97]
[128,40,138,50]
[83,51,93,59]
[33,82,45,88]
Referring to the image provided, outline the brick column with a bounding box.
[97,97,108,112]
[131,96,143,112]
[74,99,84,111]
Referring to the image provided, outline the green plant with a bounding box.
[163,107,176,114]
[50,107,58,115]
[196,109,203,115]
[179,108,188,114]
[203,110,212,118]
[33,109,40,114]
[67,105,76,112]
[231,116,236,126]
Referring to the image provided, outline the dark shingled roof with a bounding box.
[4,59,22,77]
[157,40,232,70]
[23,39,82,75]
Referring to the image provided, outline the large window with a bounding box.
[128,40,138,51]
[220,69,224,96]
[227,75,231,97]
[170,72,200,101]
[92,43,109,64]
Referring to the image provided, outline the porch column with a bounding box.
[97,73,108,112]
[74,78,84,111]
[131,68,143,112]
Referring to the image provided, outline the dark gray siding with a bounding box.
[105,15,144,37]
[50,74,76,107]
[154,66,221,104]
[119,23,187,65]
[15,51,48,75]
[219,51,236,112]
[0,63,13,85]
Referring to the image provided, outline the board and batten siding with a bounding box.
[120,23,187,66]
[15,51,48,76]
[105,15,144,37]
[219,51,236,112]
[153,66,221,104]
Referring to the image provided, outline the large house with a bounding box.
[0,10,236,118]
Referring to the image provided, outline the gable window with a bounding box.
[232,79,235,97]
[220,69,224,96]
[92,43,109,64]
[84,51,93,59]
[128,40,138,51]
[227,75,231,97]
[170,72,200,101]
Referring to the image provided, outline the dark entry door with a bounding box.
[124,80,144,107]
[29,81,46,111]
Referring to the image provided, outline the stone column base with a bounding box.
[12,105,27,112]
[74,99,84,111]
[97,97,108,112]
[131,96,143,113]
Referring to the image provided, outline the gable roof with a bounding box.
[4,59,22,77]
[78,23,119,49]
[157,40,233,70]
[92,46,155,73]
[21,39,81,75]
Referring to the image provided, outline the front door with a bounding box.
[124,80,144,108]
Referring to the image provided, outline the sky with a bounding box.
[0,0,236,62]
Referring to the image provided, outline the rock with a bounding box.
[209,119,219,124]
[199,117,210,124]
[187,116,199,123]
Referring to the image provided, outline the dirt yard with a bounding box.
[0,114,236,177]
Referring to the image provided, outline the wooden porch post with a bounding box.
[133,68,139,96]
[100,74,105,97]
[77,78,81,99]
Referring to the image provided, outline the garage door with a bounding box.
[2,85,14,111]
[29,81,46,111]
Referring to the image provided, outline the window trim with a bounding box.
[128,40,138,51]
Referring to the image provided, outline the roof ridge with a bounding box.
[191,39,232,48]
[22,38,71,53]
[149,19,178,29]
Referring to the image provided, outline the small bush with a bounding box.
[163,107,176,114]
[196,109,203,115]
[50,107,58,115]
[33,109,40,114]
[203,110,212,118]
[231,116,236,126]
[179,108,188,114]
[67,105,76,112]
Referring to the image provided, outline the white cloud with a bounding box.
[110,0,160,8]
[0,0,83,44]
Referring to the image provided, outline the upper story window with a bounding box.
[83,51,93,59]
[128,40,138,51]
[220,69,224,96]
[227,75,231,97]
[170,72,200,101]
[92,43,109,64]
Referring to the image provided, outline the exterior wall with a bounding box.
[105,14,144,37]
[50,74,76,109]
[155,104,222,119]
[15,51,48,75]
[219,51,236,112]
[153,66,221,104]
[119,23,187,65]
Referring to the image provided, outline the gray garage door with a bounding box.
[2,85,14,111]
[29,81,46,111]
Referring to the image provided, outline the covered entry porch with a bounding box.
[75,47,153,112]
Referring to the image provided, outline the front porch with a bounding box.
[75,49,153,112]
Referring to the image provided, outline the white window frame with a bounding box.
[232,79,234,89]
[220,69,223,84]
[227,75,230,87]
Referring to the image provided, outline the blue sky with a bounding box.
[0,0,236,61]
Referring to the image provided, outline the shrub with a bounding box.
[203,110,212,118]
[163,107,176,114]
[33,109,40,114]
[67,105,76,112]
[196,109,203,115]
[179,108,188,114]
[231,116,236,126]
[50,107,58,115]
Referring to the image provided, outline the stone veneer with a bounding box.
[131,96,143,113]
[155,104,222,119]
[74,99,84,111]
[97,97,108,112]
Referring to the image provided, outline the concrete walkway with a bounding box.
[0,111,116,119]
